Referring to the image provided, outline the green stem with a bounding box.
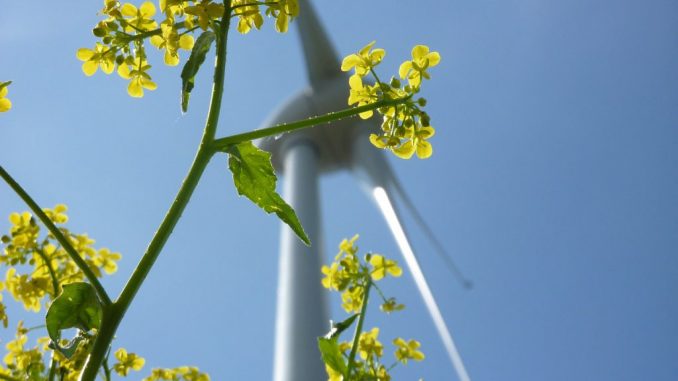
[0,166,111,306]
[346,280,372,379]
[36,247,60,296]
[210,97,409,151]
[48,354,58,381]
[77,4,233,380]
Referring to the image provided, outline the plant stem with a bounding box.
[346,280,372,379]
[210,97,409,151]
[76,3,233,380]
[0,166,111,306]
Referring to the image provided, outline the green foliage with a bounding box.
[45,282,102,346]
[181,31,216,113]
[226,141,310,245]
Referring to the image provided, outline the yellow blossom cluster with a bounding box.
[144,365,210,380]
[0,205,121,315]
[320,236,423,381]
[78,0,299,97]
[341,42,441,159]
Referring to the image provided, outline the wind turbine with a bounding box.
[256,1,471,380]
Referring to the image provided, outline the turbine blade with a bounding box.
[351,133,471,381]
[296,0,342,88]
[389,174,473,289]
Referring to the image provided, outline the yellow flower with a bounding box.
[150,23,195,66]
[121,2,159,32]
[325,363,343,381]
[0,82,11,113]
[233,0,264,34]
[380,297,405,314]
[338,234,359,256]
[8,212,39,250]
[358,327,383,360]
[398,45,441,88]
[185,0,225,30]
[93,248,122,274]
[341,286,364,314]
[321,262,343,290]
[393,125,435,160]
[43,204,68,224]
[113,348,145,376]
[369,254,402,281]
[118,58,158,98]
[393,338,425,364]
[265,0,299,33]
[347,76,379,119]
[77,43,116,76]
[341,41,385,77]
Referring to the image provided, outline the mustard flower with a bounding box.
[77,43,116,76]
[380,297,405,314]
[118,58,158,97]
[0,82,11,113]
[265,0,299,33]
[399,45,441,88]
[341,41,385,77]
[338,234,359,256]
[393,338,425,364]
[358,327,384,360]
[43,204,68,224]
[347,76,379,119]
[369,254,402,281]
[341,286,364,314]
[393,124,435,160]
[121,2,159,32]
[113,348,145,376]
[93,248,122,274]
[151,23,195,66]
[185,0,224,30]
[233,1,264,34]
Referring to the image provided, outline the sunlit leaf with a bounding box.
[226,142,310,245]
[180,31,215,113]
[46,282,102,347]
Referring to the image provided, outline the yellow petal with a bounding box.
[427,51,441,67]
[418,126,435,138]
[412,45,430,59]
[341,54,361,72]
[348,74,363,90]
[117,64,131,79]
[393,141,415,159]
[128,79,144,98]
[0,98,10,112]
[359,41,376,56]
[76,48,94,61]
[416,140,433,159]
[101,60,115,75]
[141,78,157,91]
[179,34,194,50]
[121,3,138,17]
[82,61,98,76]
[398,61,412,79]
[150,35,163,48]
[0,86,7,97]
[164,50,179,66]
[369,134,387,148]
[369,48,385,64]
[140,1,156,17]
[358,109,373,119]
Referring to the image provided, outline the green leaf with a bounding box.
[324,314,359,340]
[46,282,102,344]
[0,81,11,91]
[48,335,86,359]
[318,337,347,375]
[180,31,216,113]
[226,142,310,245]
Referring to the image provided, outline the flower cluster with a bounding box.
[0,205,121,314]
[0,206,211,380]
[0,81,11,113]
[79,0,300,97]
[320,236,423,381]
[144,365,211,380]
[341,42,441,159]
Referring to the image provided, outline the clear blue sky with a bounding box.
[1,0,677,380]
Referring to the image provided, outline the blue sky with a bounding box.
[1,0,677,380]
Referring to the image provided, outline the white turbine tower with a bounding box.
[257,1,471,380]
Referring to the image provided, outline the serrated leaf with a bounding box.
[227,142,310,245]
[318,337,347,375]
[180,31,215,113]
[46,282,102,345]
[324,314,359,340]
